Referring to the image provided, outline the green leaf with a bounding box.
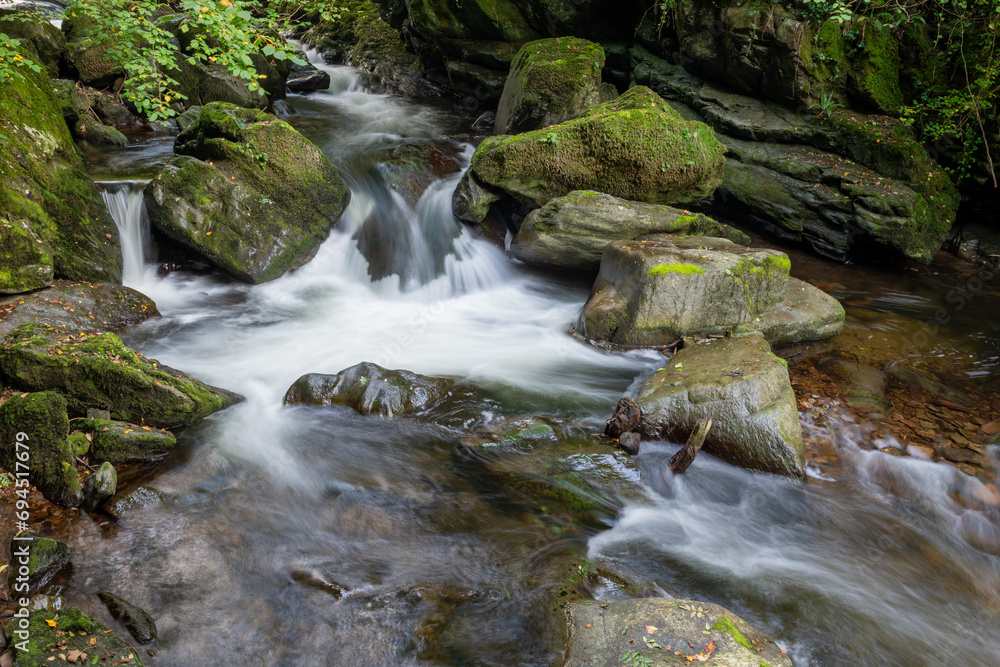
[262,44,276,56]
[274,50,287,60]
[237,10,252,20]
[288,55,306,66]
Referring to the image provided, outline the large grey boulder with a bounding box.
[579,235,790,346]
[145,103,350,284]
[494,37,604,135]
[565,597,791,666]
[511,191,750,272]
[636,332,804,477]
[0,281,159,338]
[283,362,454,417]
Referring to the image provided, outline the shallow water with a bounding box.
[57,64,1000,665]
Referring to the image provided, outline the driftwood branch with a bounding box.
[669,419,713,474]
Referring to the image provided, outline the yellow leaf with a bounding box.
[45,619,57,627]
[124,429,131,434]
[206,231,212,235]
[142,426,151,431]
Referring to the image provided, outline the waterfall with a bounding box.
[98,180,150,286]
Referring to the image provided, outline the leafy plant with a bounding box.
[620,649,653,667]
[0,32,42,82]
[809,91,845,117]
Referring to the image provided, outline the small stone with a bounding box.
[618,432,640,456]
[81,462,117,513]
[96,592,157,643]
[87,408,111,420]
[941,446,978,463]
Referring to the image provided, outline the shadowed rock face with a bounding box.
[283,362,454,417]
[636,332,804,477]
[145,103,350,284]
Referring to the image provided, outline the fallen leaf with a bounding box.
[644,625,658,634]
[46,619,57,627]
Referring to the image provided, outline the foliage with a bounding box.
[800,0,1000,184]
[1,1,349,121]
[0,32,42,82]
[809,91,845,116]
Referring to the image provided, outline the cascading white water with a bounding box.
[98,180,150,286]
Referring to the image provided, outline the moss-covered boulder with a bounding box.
[636,332,804,477]
[0,9,65,78]
[494,37,604,135]
[11,607,144,667]
[0,323,242,428]
[145,103,350,283]
[511,190,749,272]
[283,362,453,417]
[0,220,53,294]
[0,391,81,506]
[77,417,176,464]
[6,536,71,597]
[454,87,726,223]
[0,64,122,292]
[0,280,159,338]
[579,235,790,346]
[565,597,791,666]
[61,7,123,89]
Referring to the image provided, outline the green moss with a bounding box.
[66,431,90,456]
[0,65,121,284]
[471,86,725,207]
[852,26,903,114]
[17,608,144,667]
[648,263,705,276]
[0,323,241,428]
[0,390,80,506]
[712,614,754,651]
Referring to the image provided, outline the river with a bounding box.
[71,61,1000,666]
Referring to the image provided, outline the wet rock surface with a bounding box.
[637,332,804,477]
[97,591,157,643]
[284,362,455,417]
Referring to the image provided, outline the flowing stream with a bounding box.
[60,63,1000,666]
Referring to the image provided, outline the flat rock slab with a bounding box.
[77,417,177,464]
[580,235,790,346]
[637,332,804,477]
[753,277,844,346]
[512,191,750,272]
[0,281,159,338]
[565,598,791,667]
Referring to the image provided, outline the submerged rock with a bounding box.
[494,37,604,135]
[817,358,889,412]
[454,87,726,224]
[579,235,790,346]
[283,362,454,417]
[512,191,750,272]
[636,332,804,477]
[461,430,642,526]
[0,323,243,428]
[97,591,158,643]
[12,607,145,666]
[0,65,121,293]
[76,418,177,464]
[145,103,350,284]
[0,392,81,506]
[6,536,71,597]
[81,462,117,512]
[103,486,165,520]
[565,597,791,666]
[0,280,159,338]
